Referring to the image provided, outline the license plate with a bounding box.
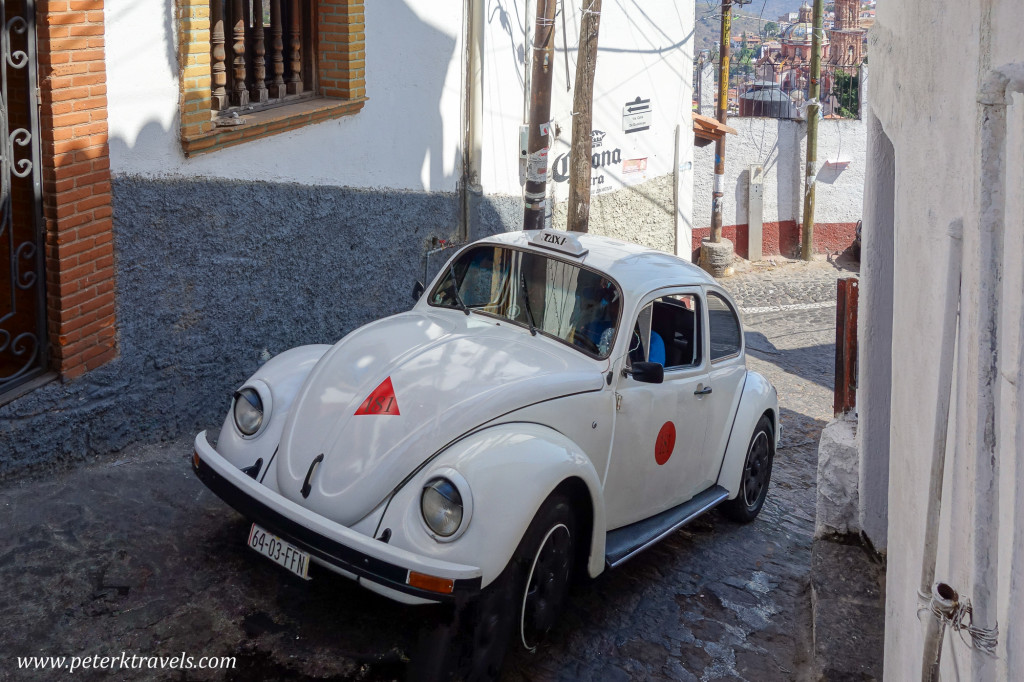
[247,523,311,580]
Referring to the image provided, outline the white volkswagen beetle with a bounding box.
[192,229,778,675]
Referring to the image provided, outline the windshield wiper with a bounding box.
[448,261,470,315]
[519,271,538,336]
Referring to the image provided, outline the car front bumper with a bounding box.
[191,432,482,604]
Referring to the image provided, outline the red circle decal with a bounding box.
[655,421,676,465]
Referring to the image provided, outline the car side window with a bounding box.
[627,294,702,369]
[707,292,742,361]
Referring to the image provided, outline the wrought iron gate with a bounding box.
[0,0,46,399]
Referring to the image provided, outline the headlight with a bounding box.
[233,388,264,436]
[421,478,463,537]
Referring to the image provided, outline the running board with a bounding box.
[604,485,729,568]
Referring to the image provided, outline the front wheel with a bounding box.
[516,495,576,652]
[721,415,775,523]
[412,494,577,682]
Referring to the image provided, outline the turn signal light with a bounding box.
[193,451,201,469]
[407,571,454,594]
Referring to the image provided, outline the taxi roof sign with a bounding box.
[527,229,589,258]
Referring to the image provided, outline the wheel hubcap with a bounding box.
[742,431,771,508]
[520,523,571,651]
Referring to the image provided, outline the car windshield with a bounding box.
[429,245,622,358]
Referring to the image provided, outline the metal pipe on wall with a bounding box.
[459,0,484,242]
[916,60,1023,682]
[966,61,1024,679]
[916,221,962,681]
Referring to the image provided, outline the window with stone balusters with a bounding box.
[178,0,366,156]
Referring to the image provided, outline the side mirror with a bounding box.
[630,361,664,384]
[411,281,425,302]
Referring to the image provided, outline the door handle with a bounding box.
[694,385,712,395]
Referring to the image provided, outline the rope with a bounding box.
[917,592,999,657]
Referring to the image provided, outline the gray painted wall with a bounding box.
[0,178,462,479]
[1,175,679,479]
[552,175,677,254]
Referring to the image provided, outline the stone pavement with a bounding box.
[0,257,874,682]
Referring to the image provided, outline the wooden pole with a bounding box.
[710,0,732,244]
[801,0,823,260]
[566,0,602,233]
[523,0,557,230]
[230,0,249,107]
[210,0,228,109]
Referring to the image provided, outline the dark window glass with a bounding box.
[429,245,621,359]
[708,292,742,361]
[626,294,702,369]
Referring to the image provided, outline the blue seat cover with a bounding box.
[649,331,666,365]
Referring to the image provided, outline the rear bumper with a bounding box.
[191,432,482,603]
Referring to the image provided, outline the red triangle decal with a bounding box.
[354,377,401,416]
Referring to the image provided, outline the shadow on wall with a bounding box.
[364,0,458,192]
[0,4,465,478]
[109,1,460,195]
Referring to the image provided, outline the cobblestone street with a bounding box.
[0,258,856,682]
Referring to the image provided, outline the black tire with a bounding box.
[409,494,576,682]
[721,415,775,523]
[513,494,576,653]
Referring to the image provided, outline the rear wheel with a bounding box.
[722,415,775,523]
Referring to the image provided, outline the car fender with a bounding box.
[215,344,332,476]
[716,370,780,500]
[379,422,607,588]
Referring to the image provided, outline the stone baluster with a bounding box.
[286,0,303,94]
[210,0,228,109]
[268,0,286,98]
[250,0,269,103]
[230,0,249,106]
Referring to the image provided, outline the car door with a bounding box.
[700,288,748,480]
[604,288,712,530]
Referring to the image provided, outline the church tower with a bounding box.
[829,0,864,65]
[798,2,813,23]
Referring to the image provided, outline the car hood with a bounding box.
[275,310,605,526]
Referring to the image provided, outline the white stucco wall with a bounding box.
[692,115,866,229]
[481,0,694,251]
[105,0,695,235]
[863,1,1024,678]
[106,0,466,191]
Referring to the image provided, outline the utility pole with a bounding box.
[710,0,732,245]
[801,0,823,260]
[567,0,602,233]
[523,0,557,230]
[699,0,735,277]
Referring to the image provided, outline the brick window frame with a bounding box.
[177,0,366,156]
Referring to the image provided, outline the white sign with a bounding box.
[622,97,652,134]
[528,229,589,258]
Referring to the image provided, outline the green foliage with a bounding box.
[763,21,779,37]
[729,47,758,77]
[832,69,860,118]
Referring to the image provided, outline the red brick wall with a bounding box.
[691,221,858,261]
[37,0,116,380]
